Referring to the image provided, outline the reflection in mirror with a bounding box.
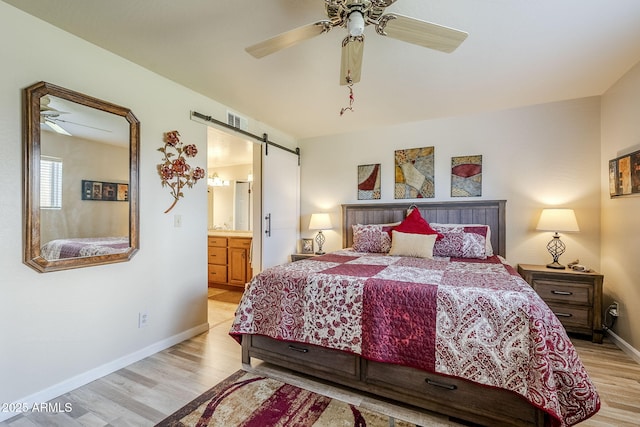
[208,180,252,231]
[23,81,139,272]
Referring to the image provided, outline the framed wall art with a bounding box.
[357,163,381,200]
[609,149,640,197]
[82,180,129,201]
[451,155,482,197]
[301,238,314,254]
[394,146,434,199]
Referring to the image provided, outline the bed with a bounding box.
[40,236,130,260]
[230,200,599,427]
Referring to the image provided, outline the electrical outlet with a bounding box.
[174,214,182,228]
[610,301,619,318]
[138,311,149,328]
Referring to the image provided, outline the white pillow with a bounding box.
[388,231,437,258]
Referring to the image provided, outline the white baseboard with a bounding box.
[0,322,210,423]
[606,329,640,365]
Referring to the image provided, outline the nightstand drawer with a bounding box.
[532,280,592,306]
[545,302,591,328]
[517,264,603,343]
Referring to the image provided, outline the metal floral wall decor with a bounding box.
[158,130,205,213]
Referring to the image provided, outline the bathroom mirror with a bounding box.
[23,81,140,272]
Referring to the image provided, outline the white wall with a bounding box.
[0,3,294,416]
[299,97,602,271]
[601,60,640,353]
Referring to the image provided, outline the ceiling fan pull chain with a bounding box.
[340,72,355,116]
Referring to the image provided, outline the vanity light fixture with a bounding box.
[536,208,580,269]
[208,173,230,187]
[309,213,333,255]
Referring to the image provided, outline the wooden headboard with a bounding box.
[342,200,507,257]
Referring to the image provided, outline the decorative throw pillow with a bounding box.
[431,224,491,259]
[388,230,437,258]
[352,224,392,253]
[392,208,443,240]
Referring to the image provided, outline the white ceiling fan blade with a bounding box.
[378,13,468,53]
[340,36,364,85]
[54,118,112,133]
[246,21,332,58]
[44,119,72,136]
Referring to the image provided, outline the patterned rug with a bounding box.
[156,370,416,426]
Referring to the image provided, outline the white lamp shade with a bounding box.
[309,213,333,230]
[536,209,580,232]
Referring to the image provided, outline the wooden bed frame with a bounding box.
[242,200,548,427]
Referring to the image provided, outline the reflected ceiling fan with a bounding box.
[246,0,468,85]
[40,96,112,136]
[40,96,72,135]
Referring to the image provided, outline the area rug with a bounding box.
[156,370,416,426]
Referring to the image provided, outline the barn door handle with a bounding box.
[264,213,271,237]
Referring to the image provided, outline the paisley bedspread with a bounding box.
[40,236,129,260]
[230,250,600,426]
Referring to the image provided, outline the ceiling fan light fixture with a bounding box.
[347,11,365,36]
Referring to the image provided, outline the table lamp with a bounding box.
[536,208,580,269]
[309,213,332,255]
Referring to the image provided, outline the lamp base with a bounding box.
[314,231,326,256]
[546,261,566,269]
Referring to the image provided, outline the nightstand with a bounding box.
[290,253,317,262]
[517,264,603,343]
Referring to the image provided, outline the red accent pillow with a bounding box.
[392,209,444,240]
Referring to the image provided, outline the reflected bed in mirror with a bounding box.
[23,81,140,272]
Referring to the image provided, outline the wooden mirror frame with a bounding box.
[23,81,140,272]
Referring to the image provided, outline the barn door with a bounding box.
[260,143,299,270]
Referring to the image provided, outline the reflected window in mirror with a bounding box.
[23,81,139,273]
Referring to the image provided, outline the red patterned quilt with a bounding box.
[230,250,600,426]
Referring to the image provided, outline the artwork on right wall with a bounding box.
[609,149,640,197]
[451,155,482,197]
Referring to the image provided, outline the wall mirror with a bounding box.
[23,81,140,273]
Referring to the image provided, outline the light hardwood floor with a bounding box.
[2,288,639,426]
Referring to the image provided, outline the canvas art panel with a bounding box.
[394,147,435,199]
[609,159,619,196]
[357,164,381,200]
[82,180,129,201]
[608,148,640,197]
[451,155,482,197]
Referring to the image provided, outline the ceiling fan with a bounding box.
[40,95,72,135]
[246,0,468,85]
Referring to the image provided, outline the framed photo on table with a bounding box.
[301,238,314,254]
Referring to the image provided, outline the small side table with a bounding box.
[291,253,318,262]
[517,264,603,343]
